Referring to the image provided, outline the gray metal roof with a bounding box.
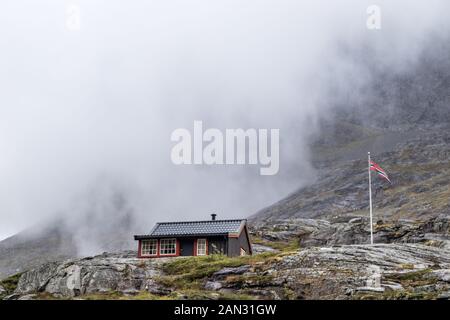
[136,219,246,238]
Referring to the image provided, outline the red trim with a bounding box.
[157,239,160,257]
[193,239,197,256]
[137,240,142,258]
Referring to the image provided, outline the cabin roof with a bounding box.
[134,219,246,238]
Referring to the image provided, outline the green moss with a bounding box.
[218,292,255,300]
[162,253,276,280]
[224,274,274,287]
[384,269,437,290]
[282,287,297,300]
[251,237,300,252]
[34,292,63,300]
[166,289,255,300]
[0,273,23,299]
[356,290,440,300]
[81,289,255,300]
[158,252,279,293]
[81,291,124,300]
[385,269,433,282]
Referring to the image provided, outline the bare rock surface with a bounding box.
[224,244,450,299]
[7,243,450,300]
[14,251,168,298]
[251,214,450,249]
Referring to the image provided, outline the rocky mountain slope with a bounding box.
[0,226,77,280]
[2,243,450,300]
[251,128,450,224]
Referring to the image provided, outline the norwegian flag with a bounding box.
[370,160,392,184]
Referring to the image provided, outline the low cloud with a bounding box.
[0,0,448,254]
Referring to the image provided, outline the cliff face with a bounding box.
[2,243,450,300]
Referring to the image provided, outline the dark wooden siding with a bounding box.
[207,236,228,255]
[238,229,251,254]
[227,237,239,256]
[227,227,252,256]
[179,238,194,256]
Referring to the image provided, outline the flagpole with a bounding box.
[368,152,374,245]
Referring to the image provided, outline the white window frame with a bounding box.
[197,238,207,256]
[141,239,158,256]
[159,238,177,256]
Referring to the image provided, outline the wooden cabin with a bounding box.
[134,214,252,258]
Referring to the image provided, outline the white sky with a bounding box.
[0,0,448,242]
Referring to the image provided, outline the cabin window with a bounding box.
[141,240,157,256]
[160,238,177,255]
[240,248,247,256]
[197,239,207,256]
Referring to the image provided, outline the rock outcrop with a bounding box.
[206,244,450,300]
[251,214,450,249]
[12,251,168,298]
[5,243,450,300]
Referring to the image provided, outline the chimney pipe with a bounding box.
[211,213,217,221]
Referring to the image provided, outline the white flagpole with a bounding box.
[368,152,374,245]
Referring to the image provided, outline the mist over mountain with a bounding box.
[251,31,450,223]
[1,1,450,280]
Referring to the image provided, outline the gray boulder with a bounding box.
[14,252,168,297]
[213,265,251,277]
[204,281,222,291]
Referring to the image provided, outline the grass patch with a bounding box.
[355,290,440,300]
[158,252,278,291]
[80,291,124,300]
[69,289,255,300]
[163,253,276,279]
[251,237,300,252]
[224,274,274,287]
[384,269,436,287]
[0,273,22,299]
[168,289,256,300]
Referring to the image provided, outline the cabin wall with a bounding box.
[238,228,251,254]
[207,236,228,255]
[227,228,252,256]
